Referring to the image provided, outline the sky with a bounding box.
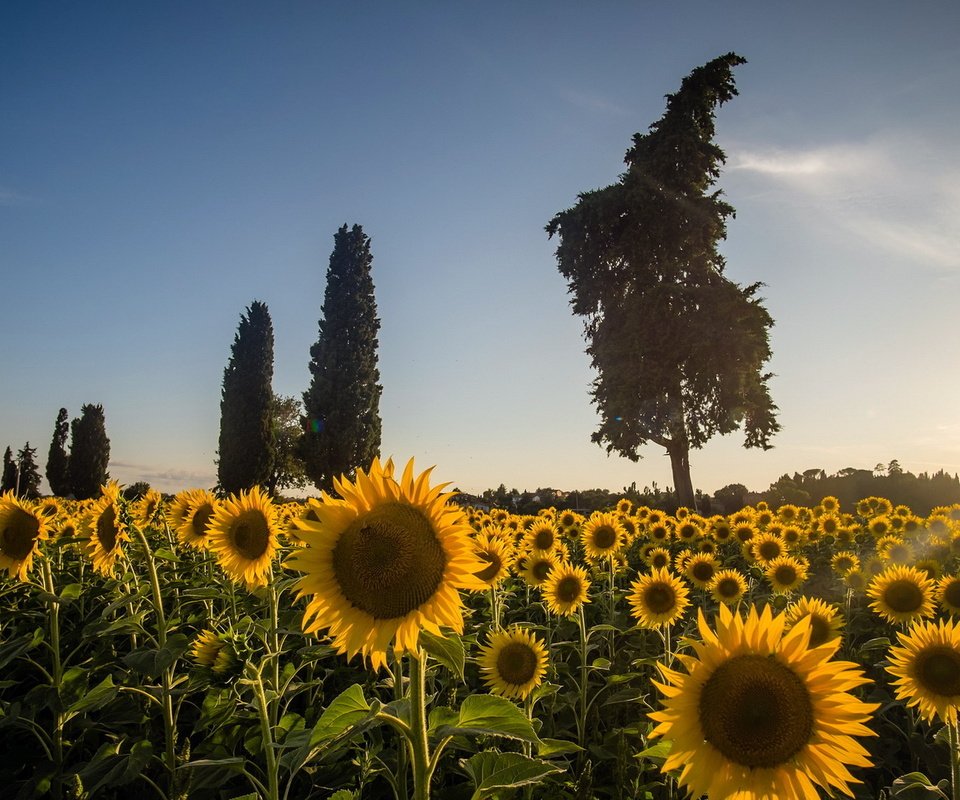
[2,1,958,498]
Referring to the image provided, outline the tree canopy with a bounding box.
[546,52,779,506]
[69,404,111,499]
[46,407,71,497]
[217,300,276,494]
[301,224,382,493]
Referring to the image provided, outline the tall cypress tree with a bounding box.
[217,300,275,494]
[302,224,382,493]
[16,443,41,499]
[69,404,111,499]
[1,447,18,493]
[46,407,71,496]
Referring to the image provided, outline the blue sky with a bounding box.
[2,2,958,497]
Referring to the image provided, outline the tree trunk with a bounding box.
[667,442,697,509]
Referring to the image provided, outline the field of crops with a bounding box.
[3,457,960,800]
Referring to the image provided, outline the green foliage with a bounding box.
[68,404,111,499]
[547,53,779,506]
[217,300,276,494]
[15,442,42,499]
[1,445,18,493]
[302,224,382,493]
[265,393,307,496]
[45,407,71,497]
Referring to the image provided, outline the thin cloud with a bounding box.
[559,88,633,117]
[109,460,216,490]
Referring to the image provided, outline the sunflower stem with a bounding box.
[489,585,501,630]
[267,570,281,727]
[392,647,409,800]
[40,557,64,800]
[577,604,590,762]
[251,665,281,800]
[407,648,433,800]
[950,719,960,800]
[607,555,616,661]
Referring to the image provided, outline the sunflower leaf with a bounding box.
[420,630,466,681]
[461,751,563,799]
[437,694,541,745]
[306,684,376,748]
[635,740,672,761]
[65,675,117,719]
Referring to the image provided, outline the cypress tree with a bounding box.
[46,407,71,496]
[217,300,275,494]
[1,447,18,494]
[16,443,41,499]
[302,224,382,493]
[69,404,111,500]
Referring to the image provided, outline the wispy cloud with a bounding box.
[559,88,633,117]
[109,460,216,491]
[728,135,960,270]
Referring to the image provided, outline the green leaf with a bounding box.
[636,740,672,761]
[536,738,582,757]
[462,751,563,800]
[66,675,117,717]
[153,548,180,562]
[420,629,466,681]
[307,684,373,748]
[437,694,540,744]
[328,792,357,800]
[58,583,83,603]
[891,772,950,799]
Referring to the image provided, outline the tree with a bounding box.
[546,53,779,507]
[69,404,111,500]
[1,447,18,494]
[302,224,382,493]
[217,300,276,494]
[16,443,41,499]
[266,393,308,496]
[46,407,71,496]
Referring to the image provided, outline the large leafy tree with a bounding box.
[302,224,382,493]
[69,404,111,499]
[546,53,779,507]
[46,407,71,496]
[217,300,276,494]
[265,393,308,496]
[16,443,41,499]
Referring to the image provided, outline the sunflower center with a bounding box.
[716,577,741,599]
[592,525,618,550]
[231,510,270,561]
[555,575,582,603]
[774,565,798,586]
[699,654,814,769]
[643,583,677,614]
[496,641,538,687]
[691,561,715,582]
[531,559,553,582]
[651,553,669,569]
[333,502,446,620]
[944,581,960,609]
[1,508,40,560]
[884,579,925,613]
[806,614,833,648]
[533,528,555,550]
[758,541,781,561]
[191,503,215,538]
[475,551,502,583]
[97,506,119,553]
[915,646,960,697]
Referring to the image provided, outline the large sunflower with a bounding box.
[708,569,748,606]
[520,549,558,587]
[887,617,960,725]
[0,493,48,581]
[286,458,485,670]
[650,603,877,799]
[541,562,591,617]
[208,486,280,590]
[477,626,549,701]
[176,489,219,551]
[84,483,129,577]
[627,568,690,628]
[581,511,625,560]
[867,564,937,625]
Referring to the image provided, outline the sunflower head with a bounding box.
[83,485,129,577]
[684,553,719,589]
[477,626,549,701]
[627,568,690,628]
[176,489,219,551]
[208,486,280,590]
[520,549,558,587]
[581,511,625,559]
[887,618,960,726]
[649,603,878,800]
[523,519,559,554]
[541,563,591,617]
[708,569,748,605]
[765,555,809,594]
[785,596,844,648]
[286,458,485,670]
[0,493,49,581]
[868,565,937,625]
[472,531,515,588]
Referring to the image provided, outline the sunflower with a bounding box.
[556,509,581,535]
[709,517,733,543]
[0,493,48,581]
[541,563,591,617]
[785,596,844,648]
[616,498,633,515]
[581,511,625,560]
[765,555,809,594]
[134,489,165,529]
[627,568,690,628]
[868,565,937,625]
[938,575,960,616]
[84,483,129,577]
[645,546,672,570]
[165,489,195,532]
[684,553,720,590]
[821,495,840,514]
[208,486,280,590]
[674,517,703,544]
[751,533,786,565]
[477,626,549,701]
[520,549,558,587]
[887,617,960,725]
[708,569,748,605]
[733,521,757,545]
[286,458,485,670]
[647,520,673,543]
[777,504,800,523]
[649,603,877,800]
[176,489,219,551]
[472,531,515,588]
[844,568,868,594]
[831,551,860,576]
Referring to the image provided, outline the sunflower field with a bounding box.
[3,459,960,800]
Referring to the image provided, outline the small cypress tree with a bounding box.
[69,404,111,500]
[46,407,71,496]
[302,224,382,493]
[1,446,18,493]
[16,443,41,499]
[217,300,276,494]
